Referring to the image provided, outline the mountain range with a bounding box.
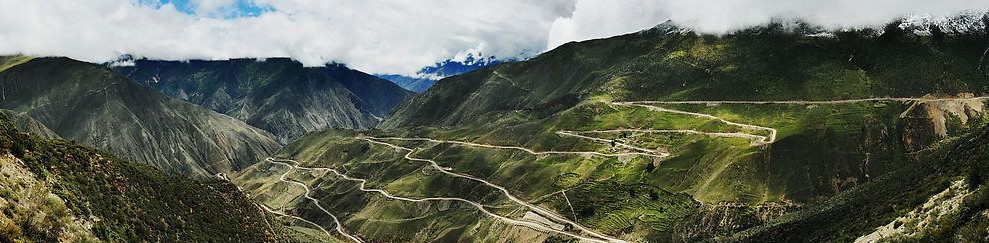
[2,13,989,243]
[236,15,989,242]
[376,56,501,92]
[115,58,412,143]
[0,57,280,177]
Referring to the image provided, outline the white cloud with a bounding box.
[0,0,985,75]
[548,0,989,50]
[0,0,573,74]
[548,0,667,50]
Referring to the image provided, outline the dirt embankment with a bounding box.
[901,93,986,152]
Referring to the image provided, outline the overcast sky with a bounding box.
[0,0,986,75]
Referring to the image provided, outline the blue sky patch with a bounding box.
[135,0,272,18]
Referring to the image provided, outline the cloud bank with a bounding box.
[0,0,985,74]
[547,0,989,50]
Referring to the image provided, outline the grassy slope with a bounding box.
[239,18,989,243]
[385,20,989,129]
[234,130,537,242]
[371,22,988,207]
[0,154,98,242]
[0,112,294,242]
[730,124,989,242]
[0,55,32,73]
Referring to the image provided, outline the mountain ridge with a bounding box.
[231,18,989,242]
[0,57,281,177]
[377,56,501,92]
[115,58,412,143]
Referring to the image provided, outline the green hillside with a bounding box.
[383,20,989,128]
[730,121,989,242]
[231,17,989,242]
[0,112,292,242]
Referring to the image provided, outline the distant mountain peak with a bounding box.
[642,19,687,34]
[113,58,412,143]
[896,11,989,35]
[377,55,503,92]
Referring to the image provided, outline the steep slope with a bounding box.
[115,58,412,143]
[0,113,287,242]
[0,57,280,177]
[375,74,439,93]
[0,109,59,139]
[383,19,989,128]
[229,17,989,243]
[377,17,989,204]
[729,123,989,242]
[0,154,97,242]
[0,55,33,73]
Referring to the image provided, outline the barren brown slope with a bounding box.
[0,57,280,177]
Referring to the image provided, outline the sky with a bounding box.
[0,0,986,75]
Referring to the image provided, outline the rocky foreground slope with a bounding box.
[0,113,295,242]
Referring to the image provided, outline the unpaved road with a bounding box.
[372,136,666,158]
[362,138,629,243]
[611,96,989,146]
[259,96,988,242]
[567,129,768,146]
[268,158,613,243]
[269,160,364,243]
[612,102,778,145]
[492,70,532,92]
[259,204,335,238]
[553,131,671,156]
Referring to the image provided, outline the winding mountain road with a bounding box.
[258,204,335,238]
[269,161,364,243]
[567,129,769,146]
[554,130,671,156]
[259,95,987,242]
[612,102,778,145]
[267,158,613,243]
[492,70,532,92]
[371,136,666,158]
[609,96,989,146]
[362,138,630,243]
